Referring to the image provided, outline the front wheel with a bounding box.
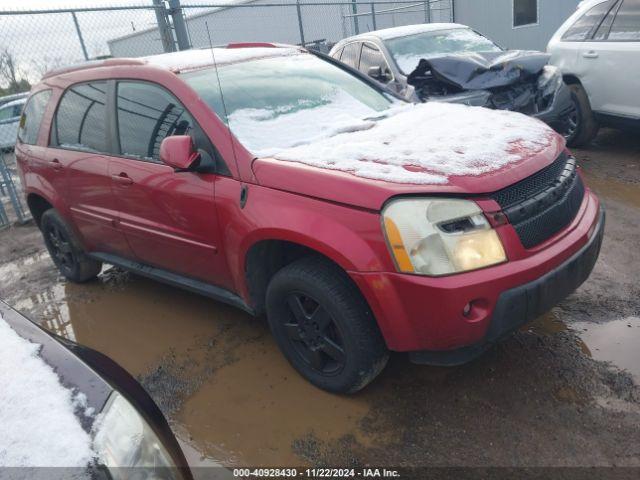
[266,257,389,394]
[564,83,599,148]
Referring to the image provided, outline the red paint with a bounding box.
[17,46,602,354]
[159,135,200,170]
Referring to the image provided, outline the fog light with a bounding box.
[463,303,472,317]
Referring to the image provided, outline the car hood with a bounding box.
[408,50,552,91]
[252,133,566,211]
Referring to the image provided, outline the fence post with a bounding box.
[296,0,306,46]
[71,12,89,61]
[0,152,28,224]
[370,2,377,30]
[424,0,431,23]
[153,0,176,53]
[351,0,359,34]
[168,0,191,50]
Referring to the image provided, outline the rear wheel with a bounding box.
[266,257,389,394]
[565,83,599,148]
[41,209,102,283]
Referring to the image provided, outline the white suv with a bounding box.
[547,0,640,146]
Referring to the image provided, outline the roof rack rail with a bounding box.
[42,58,146,80]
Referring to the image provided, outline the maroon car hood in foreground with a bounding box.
[252,133,566,211]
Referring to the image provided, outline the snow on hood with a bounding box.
[244,102,557,185]
[0,314,95,468]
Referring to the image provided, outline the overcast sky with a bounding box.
[0,0,236,86]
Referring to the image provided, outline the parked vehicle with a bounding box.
[548,0,640,146]
[0,91,28,108]
[16,44,604,393]
[0,300,191,477]
[0,97,25,151]
[329,24,577,144]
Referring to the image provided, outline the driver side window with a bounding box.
[358,43,392,83]
[115,81,228,174]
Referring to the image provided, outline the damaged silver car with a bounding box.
[329,24,579,145]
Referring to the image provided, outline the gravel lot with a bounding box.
[0,128,639,470]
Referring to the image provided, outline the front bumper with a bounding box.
[349,190,603,361]
[533,81,573,128]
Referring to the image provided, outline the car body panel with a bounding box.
[548,0,640,120]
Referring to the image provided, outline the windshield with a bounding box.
[386,28,502,74]
[182,53,395,157]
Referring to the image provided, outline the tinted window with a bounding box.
[53,82,107,152]
[358,43,390,80]
[609,0,640,40]
[340,42,362,68]
[17,91,51,145]
[513,0,538,27]
[562,1,615,41]
[116,82,197,162]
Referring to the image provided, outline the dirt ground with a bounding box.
[1,128,639,469]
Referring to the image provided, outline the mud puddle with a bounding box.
[572,317,640,383]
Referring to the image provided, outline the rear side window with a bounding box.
[340,42,362,69]
[562,1,616,41]
[17,90,51,145]
[52,82,107,153]
[609,0,640,40]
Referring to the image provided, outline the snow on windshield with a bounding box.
[0,314,95,468]
[228,88,384,156]
[247,102,557,185]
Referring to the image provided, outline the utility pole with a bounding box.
[351,0,359,35]
[168,0,191,50]
[152,0,176,53]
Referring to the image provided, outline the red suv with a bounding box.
[16,44,604,393]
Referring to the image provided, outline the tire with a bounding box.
[565,83,599,148]
[40,209,102,283]
[266,256,389,394]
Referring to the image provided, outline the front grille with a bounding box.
[491,153,585,249]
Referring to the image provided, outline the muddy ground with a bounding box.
[1,129,639,470]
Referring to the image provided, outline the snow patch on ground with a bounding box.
[0,315,95,467]
[234,101,557,184]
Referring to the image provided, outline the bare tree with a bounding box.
[31,55,66,78]
[0,48,28,94]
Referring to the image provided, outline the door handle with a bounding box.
[50,158,63,170]
[582,51,599,59]
[111,173,133,186]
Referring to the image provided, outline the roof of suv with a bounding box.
[42,43,302,80]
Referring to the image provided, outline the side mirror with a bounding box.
[159,135,200,171]
[368,66,390,82]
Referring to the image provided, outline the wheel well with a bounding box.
[26,194,53,227]
[245,240,343,316]
[563,75,581,86]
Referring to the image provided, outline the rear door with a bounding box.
[107,80,231,288]
[49,81,132,257]
[580,0,640,117]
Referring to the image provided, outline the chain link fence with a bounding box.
[0,0,451,225]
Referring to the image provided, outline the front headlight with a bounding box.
[93,392,182,480]
[382,198,507,276]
